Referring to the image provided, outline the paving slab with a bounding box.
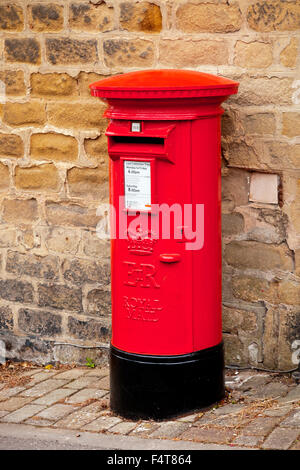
[177,412,201,423]
[129,421,160,438]
[212,404,245,416]
[20,379,70,398]
[279,384,300,404]
[63,376,99,390]
[0,396,33,412]
[290,438,300,450]
[196,409,241,427]
[149,421,189,439]
[35,404,76,422]
[32,388,76,406]
[280,410,300,428]
[232,435,264,448]
[109,420,139,435]
[27,370,61,385]
[238,417,280,437]
[85,368,109,377]
[54,402,104,430]
[262,427,300,450]
[179,426,236,444]
[19,368,43,377]
[89,376,110,390]
[84,416,122,432]
[246,382,289,399]
[53,369,89,380]
[64,388,108,404]
[263,405,292,417]
[237,375,271,391]
[25,417,55,427]
[0,386,26,401]
[2,404,46,423]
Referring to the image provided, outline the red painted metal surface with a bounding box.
[90,70,238,356]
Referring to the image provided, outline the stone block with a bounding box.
[45,201,99,228]
[234,41,273,68]
[67,166,108,199]
[247,1,300,32]
[6,251,59,280]
[282,113,300,138]
[0,305,13,331]
[47,102,106,129]
[103,39,154,68]
[38,284,82,312]
[0,279,34,304]
[15,164,60,191]
[120,2,162,32]
[46,38,97,65]
[45,227,81,255]
[4,101,46,127]
[2,198,38,224]
[0,133,23,158]
[30,73,78,98]
[0,4,24,31]
[176,2,242,33]
[30,133,78,163]
[0,70,25,95]
[67,316,110,342]
[62,258,110,286]
[159,39,229,67]
[225,241,293,271]
[28,3,63,32]
[280,38,299,67]
[5,38,40,64]
[70,2,114,32]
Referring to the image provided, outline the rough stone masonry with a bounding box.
[0,0,299,369]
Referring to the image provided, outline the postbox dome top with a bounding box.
[89,69,238,99]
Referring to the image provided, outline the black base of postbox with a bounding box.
[109,342,225,421]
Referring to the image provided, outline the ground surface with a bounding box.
[0,362,299,450]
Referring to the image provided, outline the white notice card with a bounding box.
[124,161,151,211]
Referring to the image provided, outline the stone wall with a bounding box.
[0,0,299,369]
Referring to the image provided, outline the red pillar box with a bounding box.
[90,70,238,420]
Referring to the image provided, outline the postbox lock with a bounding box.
[131,121,141,133]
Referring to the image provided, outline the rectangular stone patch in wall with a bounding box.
[249,173,279,204]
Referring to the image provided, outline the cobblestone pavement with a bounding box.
[0,365,299,450]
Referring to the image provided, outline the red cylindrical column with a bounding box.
[90,70,238,420]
